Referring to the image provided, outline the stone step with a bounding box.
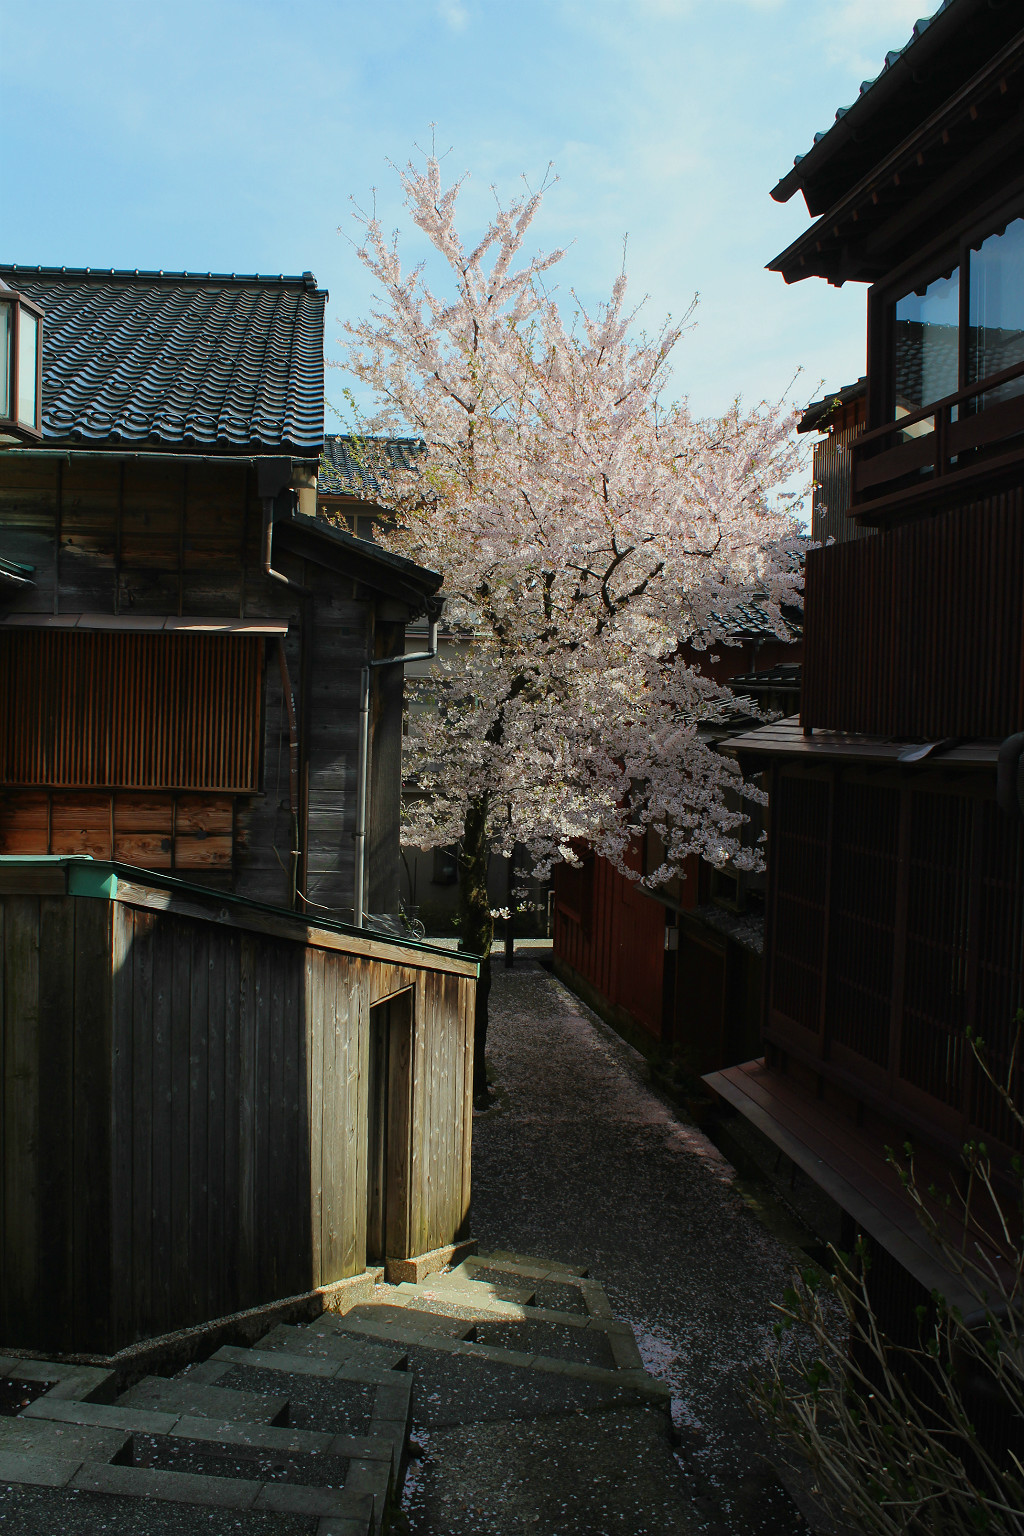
[0,1416,130,1464]
[394,1281,630,1335]
[319,1312,670,1399]
[258,1321,411,1368]
[0,1354,116,1404]
[0,1451,378,1532]
[473,1249,590,1279]
[117,1376,288,1427]
[322,1301,476,1343]
[426,1270,537,1307]
[209,1342,406,1387]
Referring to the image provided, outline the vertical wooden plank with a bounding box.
[237,932,256,1306]
[450,972,466,1247]
[150,912,174,1334]
[307,948,324,1287]
[341,960,359,1280]
[387,983,414,1261]
[321,955,343,1282]
[440,974,456,1250]
[110,903,134,1349]
[2,897,40,1346]
[253,941,272,1297]
[459,975,475,1241]
[287,948,309,1291]
[188,922,210,1322]
[204,924,225,1321]
[353,953,369,1275]
[221,927,240,1317]
[131,909,154,1343]
[37,895,76,1348]
[266,944,286,1294]
[72,896,113,1350]
[169,918,192,1329]
[425,972,440,1253]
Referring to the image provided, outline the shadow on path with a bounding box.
[468,963,812,1536]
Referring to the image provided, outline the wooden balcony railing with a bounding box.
[851,356,1024,519]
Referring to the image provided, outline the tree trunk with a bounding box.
[459,794,494,1104]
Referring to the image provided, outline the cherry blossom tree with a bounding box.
[341,152,805,1099]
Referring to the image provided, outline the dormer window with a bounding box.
[0,282,43,446]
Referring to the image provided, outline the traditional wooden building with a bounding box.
[317,433,550,939]
[706,0,1024,1320]
[553,604,801,1083]
[0,266,476,1353]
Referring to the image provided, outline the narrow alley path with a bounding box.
[466,961,810,1536]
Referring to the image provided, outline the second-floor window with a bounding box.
[890,213,1024,423]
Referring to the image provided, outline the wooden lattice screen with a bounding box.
[768,765,1024,1144]
[0,630,263,791]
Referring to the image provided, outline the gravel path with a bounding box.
[469,962,809,1536]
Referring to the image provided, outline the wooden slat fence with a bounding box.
[0,871,475,1353]
[802,486,1024,738]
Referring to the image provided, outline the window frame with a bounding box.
[870,190,1024,429]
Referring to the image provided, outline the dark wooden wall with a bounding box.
[764,761,1024,1154]
[0,457,409,920]
[802,485,1024,738]
[0,876,475,1354]
[553,846,667,1045]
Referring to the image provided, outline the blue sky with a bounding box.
[2,0,929,423]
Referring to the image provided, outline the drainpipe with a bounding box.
[258,457,312,598]
[354,613,440,929]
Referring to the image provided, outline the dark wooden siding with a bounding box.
[802,485,1024,738]
[0,790,234,874]
[553,848,666,1040]
[0,876,475,1354]
[0,630,262,790]
[765,763,1024,1151]
[0,459,406,915]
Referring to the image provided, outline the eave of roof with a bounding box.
[274,507,443,613]
[770,0,1009,214]
[0,265,327,454]
[726,715,999,770]
[798,378,866,434]
[768,26,1024,286]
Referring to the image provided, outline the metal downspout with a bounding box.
[354,615,439,929]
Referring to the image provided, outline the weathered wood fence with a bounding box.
[0,859,476,1354]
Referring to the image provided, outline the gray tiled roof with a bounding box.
[319,434,424,498]
[774,3,951,196]
[0,266,327,454]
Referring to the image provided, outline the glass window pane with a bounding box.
[0,302,10,419]
[16,311,38,427]
[893,268,960,418]
[968,217,1024,398]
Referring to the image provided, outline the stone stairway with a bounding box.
[0,1253,689,1535]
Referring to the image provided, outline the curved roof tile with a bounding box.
[0,265,327,453]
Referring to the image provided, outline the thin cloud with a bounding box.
[811,0,937,78]
[437,0,469,31]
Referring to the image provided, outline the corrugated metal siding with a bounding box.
[0,630,262,791]
[803,485,1024,737]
